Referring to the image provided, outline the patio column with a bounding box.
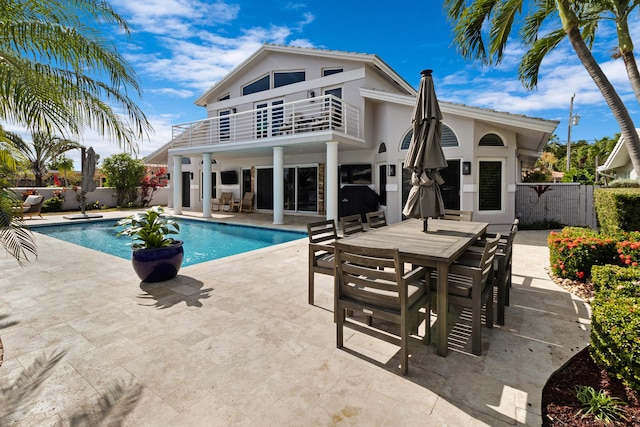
[326,141,338,222]
[273,146,284,225]
[172,155,182,215]
[202,153,212,218]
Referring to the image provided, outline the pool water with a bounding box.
[33,219,306,267]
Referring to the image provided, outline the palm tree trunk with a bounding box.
[566,27,640,174]
[621,51,640,105]
[616,17,640,105]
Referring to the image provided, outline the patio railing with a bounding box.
[171,95,360,149]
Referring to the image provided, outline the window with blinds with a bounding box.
[478,161,502,211]
[479,133,504,146]
[400,124,458,150]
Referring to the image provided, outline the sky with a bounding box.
[8,1,640,169]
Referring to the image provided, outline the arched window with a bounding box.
[378,142,387,153]
[479,133,504,146]
[400,124,459,150]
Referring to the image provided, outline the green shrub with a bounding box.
[594,188,640,234]
[590,265,640,391]
[607,178,640,188]
[548,227,617,280]
[575,385,628,423]
[591,265,640,295]
[41,196,63,212]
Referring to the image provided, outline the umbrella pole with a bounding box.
[80,147,86,216]
[423,217,428,232]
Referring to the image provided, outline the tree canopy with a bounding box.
[0,0,152,151]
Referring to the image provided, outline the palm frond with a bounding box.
[0,190,37,266]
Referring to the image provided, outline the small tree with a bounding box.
[101,153,145,206]
[48,155,74,186]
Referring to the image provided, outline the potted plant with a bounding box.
[116,206,183,282]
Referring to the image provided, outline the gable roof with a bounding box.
[598,129,638,172]
[360,88,559,168]
[194,44,416,106]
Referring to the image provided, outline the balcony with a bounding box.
[170,95,360,149]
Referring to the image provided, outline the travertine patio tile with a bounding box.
[0,215,592,425]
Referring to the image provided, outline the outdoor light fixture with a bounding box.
[462,162,471,175]
[307,90,315,99]
[231,107,237,113]
[567,94,580,171]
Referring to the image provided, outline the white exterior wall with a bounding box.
[155,46,558,225]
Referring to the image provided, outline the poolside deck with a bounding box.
[0,211,591,425]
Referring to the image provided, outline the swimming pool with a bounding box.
[33,219,306,267]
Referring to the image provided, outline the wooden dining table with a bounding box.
[340,218,489,356]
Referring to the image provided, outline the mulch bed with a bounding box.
[541,270,639,426]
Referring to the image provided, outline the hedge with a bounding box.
[589,265,640,390]
[594,188,640,234]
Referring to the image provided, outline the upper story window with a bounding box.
[242,74,270,96]
[479,133,505,146]
[400,124,459,150]
[218,93,230,101]
[323,68,343,76]
[274,71,305,88]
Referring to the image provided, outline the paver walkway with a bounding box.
[0,212,590,425]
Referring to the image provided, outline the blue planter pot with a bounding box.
[131,241,184,282]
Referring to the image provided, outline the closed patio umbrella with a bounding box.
[80,147,96,215]
[402,70,447,231]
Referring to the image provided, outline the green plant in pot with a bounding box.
[116,206,183,282]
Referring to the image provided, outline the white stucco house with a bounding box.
[597,129,639,180]
[146,44,559,227]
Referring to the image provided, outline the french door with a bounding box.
[255,99,284,138]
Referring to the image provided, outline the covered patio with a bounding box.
[0,211,590,425]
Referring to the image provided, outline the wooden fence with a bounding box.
[515,183,597,229]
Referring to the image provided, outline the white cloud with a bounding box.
[149,87,194,98]
[110,0,240,37]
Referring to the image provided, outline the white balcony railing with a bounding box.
[171,95,360,149]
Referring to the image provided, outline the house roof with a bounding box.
[194,44,416,106]
[360,88,559,168]
[597,129,638,172]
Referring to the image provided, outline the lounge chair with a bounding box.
[231,192,254,212]
[20,194,44,219]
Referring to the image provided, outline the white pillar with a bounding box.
[202,153,212,218]
[273,146,284,225]
[326,141,339,222]
[172,155,182,215]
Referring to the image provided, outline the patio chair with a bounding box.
[335,242,430,375]
[219,191,234,212]
[231,192,254,212]
[428,233,500,355]
[365,210,387,229]
[339,214,365,236]
[20,194,45,219]
[443,209,473,221]
[464,219,519,325]
[307,219,339,305]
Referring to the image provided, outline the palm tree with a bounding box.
[0,1,150,265]
[0,0,152,152]
[0,132,37,266]
[5,132,81,187]
[444,0,640,175]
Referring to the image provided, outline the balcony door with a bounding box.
[255,99,284,138]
